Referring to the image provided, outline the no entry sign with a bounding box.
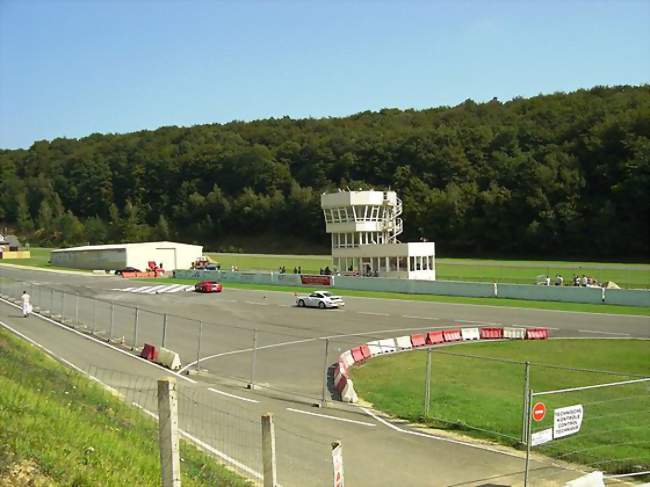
[532,402,546,422]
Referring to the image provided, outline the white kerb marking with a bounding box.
[208,387,259,403]
[578,329,631,336]
[166,285,188,293]
[144,285,167,294]
[132,286,155,293]
[286,407,376,427]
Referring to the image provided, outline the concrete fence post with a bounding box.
[424,348,432,418]
[521,361,531,444]
[75,294,79,326]
[248,329,258,390]
[261,413,277,487]
[157,377,181,487]
[92,299,96,333]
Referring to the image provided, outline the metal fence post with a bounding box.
[523,388,533,486]
[157,377,181,487]
[195,320,203,370]
[133,308,139,349]
[521,361,531,444]
[109,302,115,342]
[75,294,79,326]
[49,288,53,315]
[424,348,432,418]
[261,413,277,487]
[92,299,97,333]
[61,292,66,322]
[162,314,168,349]
[321,338,330,406]
[248,329,258,390]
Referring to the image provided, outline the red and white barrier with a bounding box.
[366,340,383,356]
[155,347,182,370]
[480,327,504,339]
[395,335,412,350]
[341,378,358,403]
[340,350,355,368]
[504,327,526,339]
[426,330,445,345]
[360,344,372,360]
[378,338,397,353]
[411,333,427,347]
[461,327,480,341]
[140,343,158,361]
[351,347,365,363]
[526,328,550,340]
[443,329,461,342]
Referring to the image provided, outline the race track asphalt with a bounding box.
[1,265,648,486]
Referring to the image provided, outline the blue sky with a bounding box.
[1,0,648,149]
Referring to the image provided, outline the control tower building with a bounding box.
[321,190,435,280]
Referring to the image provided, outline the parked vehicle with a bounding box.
[295,290,344,309]
[194,280,223,293]
[115,266,141,276]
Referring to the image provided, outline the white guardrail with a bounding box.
[173,270,650,307]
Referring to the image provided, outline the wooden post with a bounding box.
[261,413,277,487]
[158,377,181,487]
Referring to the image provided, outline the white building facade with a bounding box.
[50,241,203,271]
[321,190,435,280]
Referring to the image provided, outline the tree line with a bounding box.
[1,84,648,258]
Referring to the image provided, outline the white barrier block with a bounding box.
[341,379,358,403]
[340,350,355,368]
[156,347,182,371]
[334,367,345,388]
[366,340,383,356]
[504,327,526,339]
[461,327,480,341]
[378,338,397,353]
[395,335,412,350]
[564,471,604,487]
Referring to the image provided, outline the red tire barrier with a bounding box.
[526,328,549,340]
[351,347,365,363]
[443,329,461,342]
[336,374,348,393]
[411,333,427,347]
[426,330,445,345]
[360,344,372,360]
[480,327,504,339]
[140,343,157,361]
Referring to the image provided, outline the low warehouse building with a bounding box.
[50,241,203,271]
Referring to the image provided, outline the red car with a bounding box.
[194,280,223,293]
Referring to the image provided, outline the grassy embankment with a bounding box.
[351,339,650,475]
[0,326,251,486]
[138,276,650,316]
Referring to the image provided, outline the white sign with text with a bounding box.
[554,404,583,439]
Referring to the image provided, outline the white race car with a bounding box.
[296,291,345,309]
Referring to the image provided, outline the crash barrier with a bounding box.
[461,327,480,341]
[140,343,158,361]
[480,327,504,339]
[395,335,412,350]
[334,326,549,403]
[443,329,461,342]
[504,327,526,339]
[426,330,444,345]
[173,270,650,307]
[155,347,182,371]
[526,328,550,340]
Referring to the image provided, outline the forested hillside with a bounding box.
[1,85,648,258]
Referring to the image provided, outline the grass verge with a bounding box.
[0,326,251,486]
[135,277,650,316]
[350,339,650,475]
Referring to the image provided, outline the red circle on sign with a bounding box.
[532,402,546,422]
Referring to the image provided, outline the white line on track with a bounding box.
[143,285,167,294]
[208,387,259,403]
[132,286,155,293]
[286,407,376,427]
[357,311,389,316]
[402,315,440,320]
[0,296,197,384]
[361,407,520,457]
[578,329,631,336]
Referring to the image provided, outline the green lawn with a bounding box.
[207,253,650,289]
[0,327,251,486]
[137,277,650,316]
[350,339,650,475]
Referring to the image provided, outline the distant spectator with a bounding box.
[298,266,301,274]
[231,265,235,272]
[373,269,379,277]
[555,274,564,286]
[235,265,239,272]
[319,267,324,275]
[324,266,331,275]
[293,267,298,274]
[545,275,551,286]
[581,275,588,287]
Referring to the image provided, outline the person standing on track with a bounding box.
[21,290,32,318]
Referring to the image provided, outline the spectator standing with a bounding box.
[298,266,302,274]
[581,275,588,287]
[21,291,31,318]
[293,267,298,274]
[545,275,551,286]
[555,274,564,286]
